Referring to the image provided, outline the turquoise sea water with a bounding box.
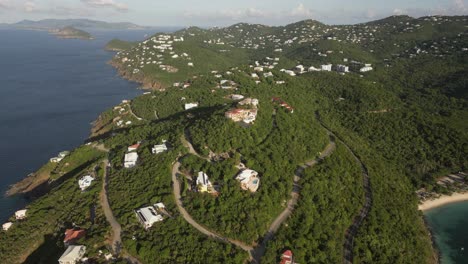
[425,201,468,264]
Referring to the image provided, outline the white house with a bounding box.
[360,66,373,72]
[196,171,214,193]
[295,65,305,73]
[135,206,164,229]
[15,209,27,220]
[152,140,168,154]
[284,70,296,76]
[251,73,259,78]
[2,222,13,231]
[321,64,332,71]
[187,62,194,67]
[231,94,244,100]
[78,175,95,191]
[58,245,86,264]
[308,66,321,72]
[263,72,274,78]
[124,152,138,168]
[236,169,260,192]
[185,103,198,110]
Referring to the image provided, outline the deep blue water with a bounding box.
[425,201,468,264]
[0,28,171,223]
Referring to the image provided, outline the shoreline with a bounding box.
[419,192,468,211]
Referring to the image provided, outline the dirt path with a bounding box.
[99,159,142,263]
[250,138,336,263]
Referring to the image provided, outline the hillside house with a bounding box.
[152,140,168,154]
[2,222,12,231]
[78,175,95,191]
[64,229,86,245]
[50,151,70,163]
[185,103,198,110]
[280,250,294,264]
[360,66,373,72]
[308,66,321,72]
[321,64,332,71]
[58,245,86,264]
[135,205,164,229]
[230,94,244,100]
[264,72,274,78]
[337,64,349,72]
[15,209,27,220]
[127,143,140,152]
[225,109,258,124]
[238,98,259,107]
[236,169,260,192]
[196,171,215,193]
[124,152,138,168]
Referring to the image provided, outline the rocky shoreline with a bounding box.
[108,60,166,90]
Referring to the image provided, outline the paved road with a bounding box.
[250,139,336,263]
[171,160,254,253]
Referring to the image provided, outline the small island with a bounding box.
[49,26,93,40]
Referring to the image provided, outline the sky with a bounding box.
[0,0,467,26]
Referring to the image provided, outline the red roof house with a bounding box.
[64,229,86,244]
[280,250,293,264]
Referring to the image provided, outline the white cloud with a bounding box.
[23,1,36,12]
[0,0,11,9]
[454,0,467,12]
[393,8,407,16]
[81,0,128,12]
[289,3,313,17]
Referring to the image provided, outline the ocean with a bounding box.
[425,201,468,264]
[0,28,174,223]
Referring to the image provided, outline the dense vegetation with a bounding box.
[2,15,466,264]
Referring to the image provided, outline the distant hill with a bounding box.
[49,26,93,40]
[2,19,149,30]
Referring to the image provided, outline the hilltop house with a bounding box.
[2,222,13,231]
[152,140,168,154]
[64,229,86,245]
[185,103,198,110]
[196,171,215,193]
[135,204,165,229]
[236,169,260,192]
[78,175,95,191]
[15,209,27,220]
[124,152,138,168]
[58,245,86,264]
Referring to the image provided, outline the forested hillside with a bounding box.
[1,15,466,264]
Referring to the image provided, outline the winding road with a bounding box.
[250,138,336,263]
[171,160,254,252]
[173,129,338,263]
[315,114,373,264]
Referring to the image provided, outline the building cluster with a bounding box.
[115,33,189,76]
[113,99,137,128]
[225,98,259,124]
[2,209,28,231]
